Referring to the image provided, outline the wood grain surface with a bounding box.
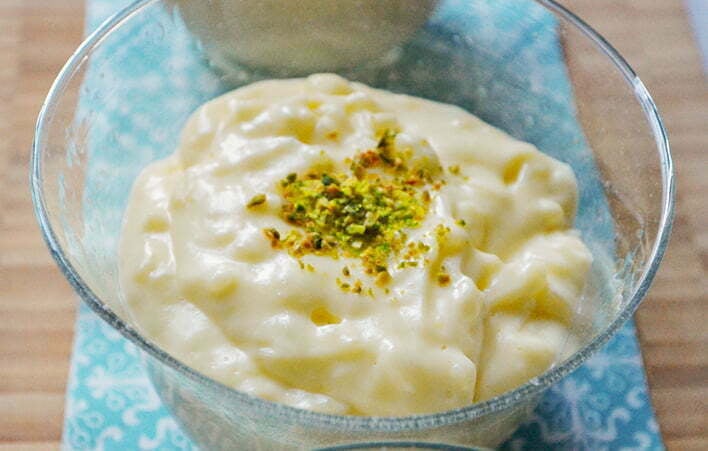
[0,0,705,449]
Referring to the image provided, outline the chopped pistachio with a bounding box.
[375,270,391,286]
[263,228,280,247]
[272,128,440,277]
[336,278,351,291]
[346,224,366,235]
[321,173,336,186]
[436,265,451,286]
[397,260,418,269]
[247,193,267,208]
[435,224,451,244]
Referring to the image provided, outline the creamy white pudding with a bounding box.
[120,74,591,416]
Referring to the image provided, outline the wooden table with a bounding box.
[0,1,705,449]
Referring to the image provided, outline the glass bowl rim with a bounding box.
[30,0,675,432]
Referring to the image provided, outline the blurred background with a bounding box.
[0,0,705,449]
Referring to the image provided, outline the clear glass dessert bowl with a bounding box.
[31,0,674,449]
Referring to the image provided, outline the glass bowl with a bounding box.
[31,0,674,449]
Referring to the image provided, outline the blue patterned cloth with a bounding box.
[62,0,664,449]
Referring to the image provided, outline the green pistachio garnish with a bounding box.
[247,193,267,208]
[375,270,391,286]
[274,129,439,275]
[435,224,451,242]
[436,265,451,286]
[336,278,351,291]
[263,228,280,246]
